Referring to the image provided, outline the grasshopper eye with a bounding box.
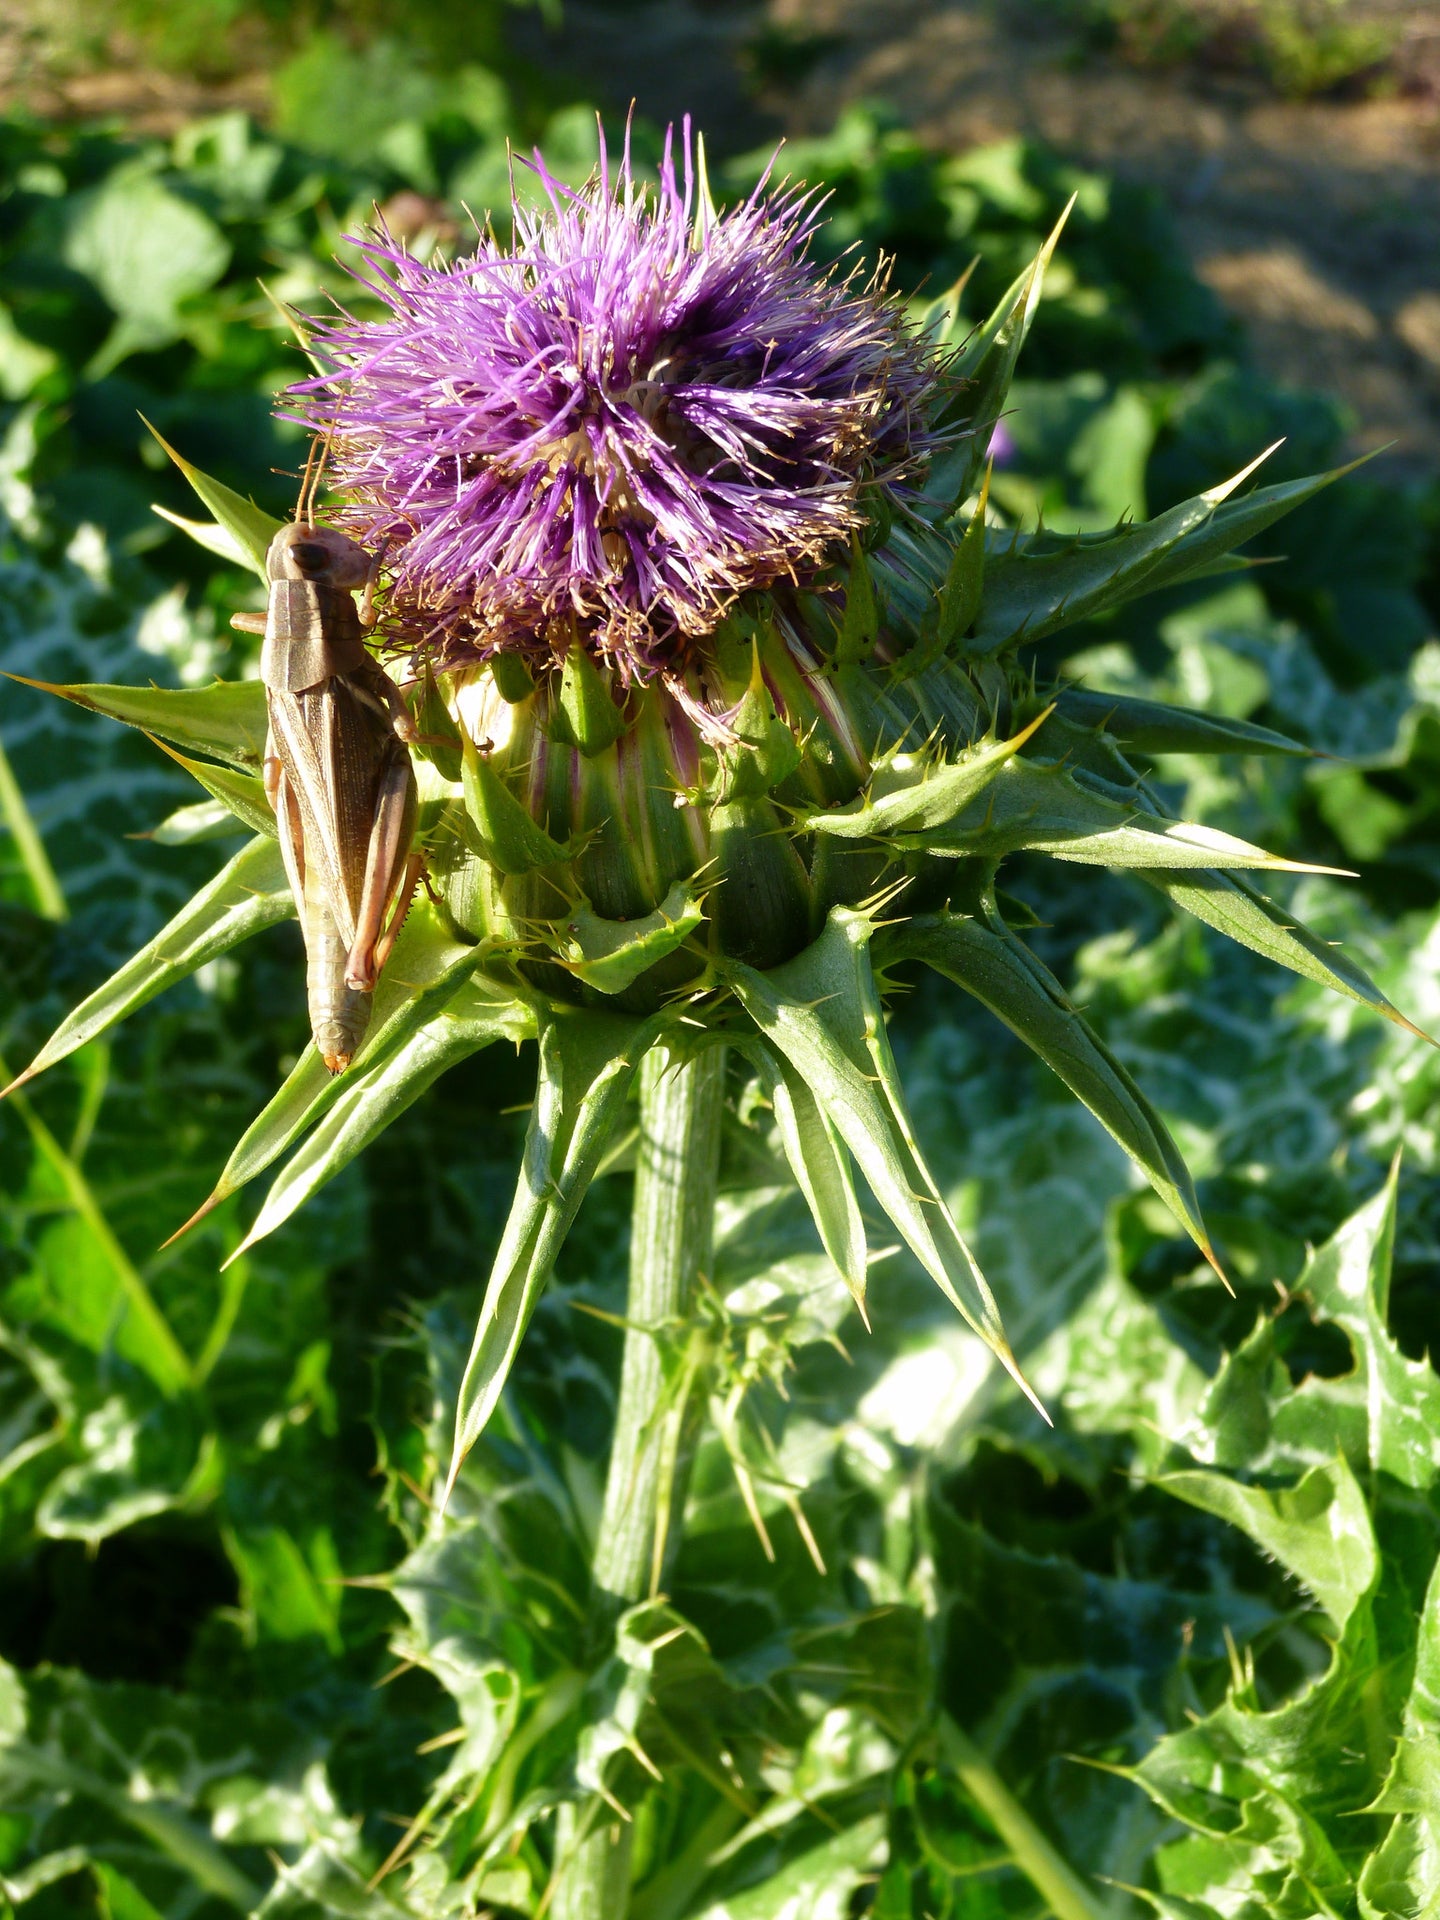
[289,541,331,575]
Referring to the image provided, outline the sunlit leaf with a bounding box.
[5,676,269,770]
[143,422,284,580]
[1159,1456,1377,1634]
[558,881,706,994]
[167,904,495,1238]
[890,904,1214,1264]
[230,978,533,1263]
[803,710,1047,841]
[910,755,1338,872]
[1145,867,1425,1035]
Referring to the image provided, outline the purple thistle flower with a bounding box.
[292,123,940,690]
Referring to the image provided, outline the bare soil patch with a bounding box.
[769,0,1440,478]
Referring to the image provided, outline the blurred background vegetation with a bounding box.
[2,4,1440,1918]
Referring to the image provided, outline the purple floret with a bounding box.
[292,122,940,686]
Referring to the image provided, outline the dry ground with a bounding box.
[769,0,1440,477]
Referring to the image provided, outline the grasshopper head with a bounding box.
[268,520,376,590]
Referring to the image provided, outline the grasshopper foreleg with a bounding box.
[350,669,421,746]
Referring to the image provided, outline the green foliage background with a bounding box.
[2,34,1440,1920]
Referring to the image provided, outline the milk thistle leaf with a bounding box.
[4,674,268,768]
[143,417,284,581]
[552,645,629,757]
[752,1043,869,1317]
[887,905,1213,1265]
[1159,1456,1377,1636]
[461,733,570,875]
[230,981,533,1267]
[1144,868,1427,1036]
[926,198,1074,510]
[971,454,1356,654]
[805,708,1048,840]
[1294,1162,1440,1489]
[726,910,1045,1418]
[935,464,989,647]
[4,835,290,1098]
[143,736,274,838]
[559,882,706,994]
[908,757,1348,872]
[149,505,257,570]
[166,912,495,1243]
[1054,687,1309,758]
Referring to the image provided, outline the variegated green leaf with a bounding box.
[913,756,1343,872]
[1369,1551,1440,1821]
[227,976,533,1266]
[1143,867,1427,1035]
[753,1042,869,1316]
[0,1659,269,1912]
[6,675,268,769]
[1159,1456,1377,1635]
[692,1814,887,1919]
[1297,1163,1440,1491]
[889,905,1215,1269]
[446,1005,668,1494]
[725,909,1043,1417]
[5,835,290,1097]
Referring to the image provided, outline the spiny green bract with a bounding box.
[4,211,1421,1488]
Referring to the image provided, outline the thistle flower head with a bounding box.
[293,124,938,686]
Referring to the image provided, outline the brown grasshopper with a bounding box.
[232,453,421,1073]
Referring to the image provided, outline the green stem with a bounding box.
[591,1040,724,1605]
[0,729,68,923]
[0,1050,194,1396]
[553,1039,725,1920]
[939,1716,1115,1920]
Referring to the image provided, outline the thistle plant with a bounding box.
[3,125,1420,1918]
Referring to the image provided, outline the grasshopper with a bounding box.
[233,452,421,1073]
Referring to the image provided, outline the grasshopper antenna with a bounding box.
[296,436,320,526]
[310,434,332,521]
